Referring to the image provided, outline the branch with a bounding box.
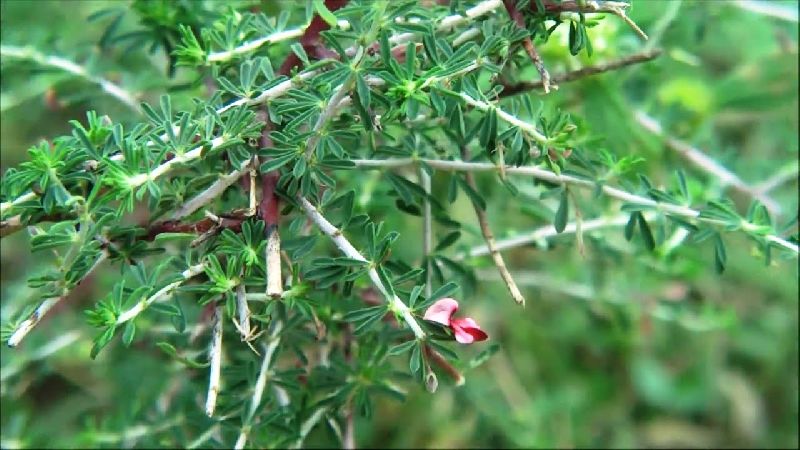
[0,1,501,215]
[732,0,799,23]
[115,263,206,326]
[754,161,799,195]
[0,45,140,112]
[500,48,662,96]
[205,303,223,417]
[352,158,799,254]
[464,212,654,258]
[635,110,782,216]
[504,0,552,93]
[235,283,252,342]
[460,147,526,306]
[474,268,733,332]
[451,90,550,144]
[298,197,426,338]
[125,136,227,189]
[7,251,107,347]
[171,159,252,221]
[1,192,38,216]
[235,320,283,449]
[207,27,307,63]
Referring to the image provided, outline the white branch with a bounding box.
[7,252,107,347]
[235,321,284,450]
[235,283,251,340]
[0,45,140,112]
[465,212,655,258]
[126,136,226,189]
[171,159,251,221]
[208,27,306,63]
[115,263,206,326]
[266,227,283,298]
[205,304,224,417]
[1,192,38,216]
[298,197,426,338]
[755,161,798,195]
[455,91,550,144]
[635,111,782,216]
[1,330,81,382]
[353,158,799,254]
[732,0,799,23]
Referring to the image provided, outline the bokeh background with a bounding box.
[1,1,798,448]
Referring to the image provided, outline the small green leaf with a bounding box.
[469,343,500,368]
[122,321,136,347]
[435,231,461,252]
[312,0,338,27]
[428,282,458,303]
[554,188,569,233]
[637,213,656,251]
[388,340,417,356]
[714,233,727,274]
[409,343,421,374]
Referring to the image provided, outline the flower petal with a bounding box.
[423,297,459,326]
[450,317,488,344]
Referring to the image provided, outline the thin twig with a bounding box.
[205,303,224,417]
[500,48,662,96]
[298,196,427,338]
[504,0,552,93]
[7,252,107,347]
[635,110,782,216]
[754,162,798,195]
[207,27,307,63]
[235,320,284,449]
[460,147,526,306]
[732,0,799,23]
[293,407,328,449]
[352,158,799,254]
[1,330,81,381]
[116,263,206,326]
[235,283,252,341]
[171,159,252,221]
[0,45,140,112]
[453,90,550,144]
[0,192,37,216]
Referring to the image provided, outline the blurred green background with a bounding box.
[1,1,798,448]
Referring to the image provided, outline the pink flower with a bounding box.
[423,298,488,344]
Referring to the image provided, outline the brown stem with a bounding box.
[504,0,552,93]
[460,147,526,306]
[500,48,662,97]
[423,344,465,386]
[145,213,246,241]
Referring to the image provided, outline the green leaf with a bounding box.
[260,152,296,172]
[122,321,136,347]
[554,188,569,233]
[409,343,421,374]
[435,231,461,252]
[388,340,417,356]
[429,282,458,303]
[456,176,486,211]
[469,343,500,368]
[637,213,656,251]
[714,233,727,274]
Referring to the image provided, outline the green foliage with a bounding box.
[1,0,797,448]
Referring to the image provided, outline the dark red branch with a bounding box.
[278,0,349,75]
[145,213,247,241]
